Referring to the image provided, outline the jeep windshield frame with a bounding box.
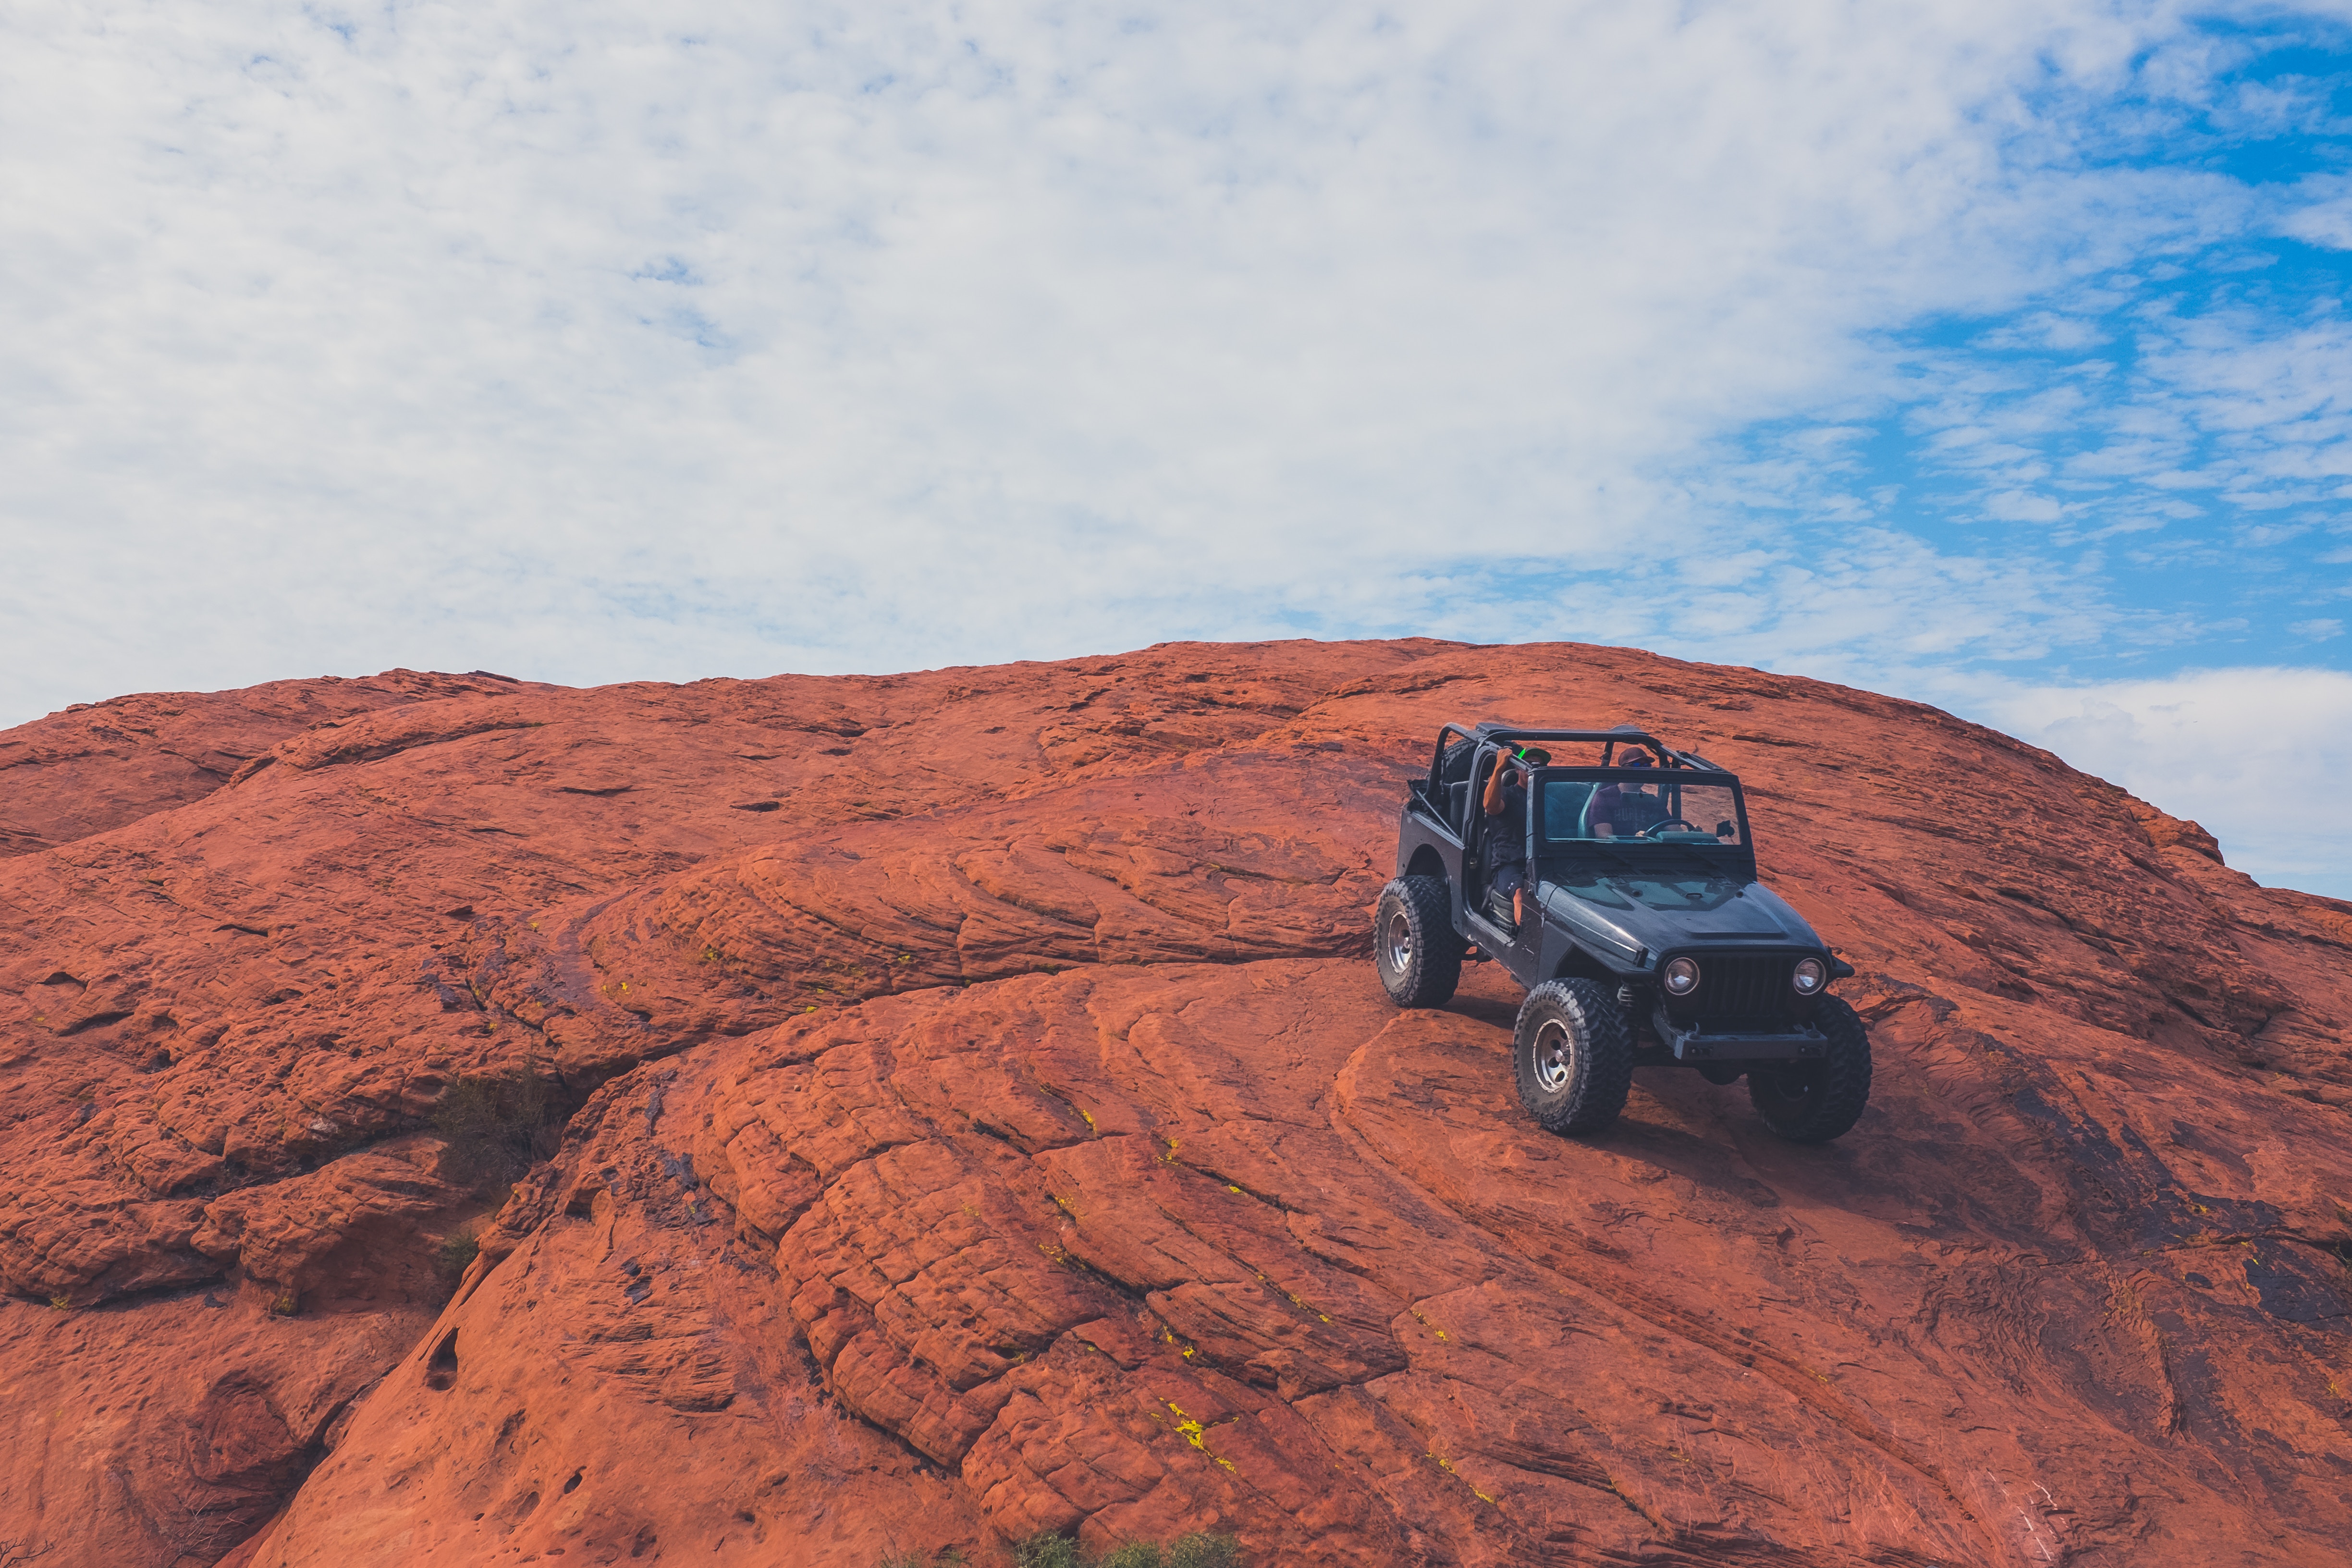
[1530,766,1756,882]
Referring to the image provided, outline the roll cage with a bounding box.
[1413,723,1753,873]
[1421,723,1728,796]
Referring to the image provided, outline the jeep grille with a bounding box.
[1668,954,1801,1030]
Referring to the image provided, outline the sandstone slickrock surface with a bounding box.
[2,640,2347,1567]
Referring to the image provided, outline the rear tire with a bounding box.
[1748,995,1873,1143]
[1514,980,1635,1134]
[1373,876,1463,1009]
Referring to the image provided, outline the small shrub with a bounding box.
[48,1294,71,1311]
[1166,1536,1240,1568]
[431,1069,558,1195]
[437,1227,481,1278]
[1014,1538,1085,1568]
[270,1292,299,1317]
[1010,1533,1239,1568]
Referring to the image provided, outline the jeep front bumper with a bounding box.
[1654,1015,1828,1063]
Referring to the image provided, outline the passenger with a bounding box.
[1592,747,1663,838]
[1481,746,1546,927]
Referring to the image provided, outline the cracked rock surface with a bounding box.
[2,639,2348,1566]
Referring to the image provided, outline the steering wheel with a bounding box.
[1637,817,1700,839]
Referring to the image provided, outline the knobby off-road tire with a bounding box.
[1749,994,1873,1144]
[1513,979,1635,1135]
[1373,876,1463,1009]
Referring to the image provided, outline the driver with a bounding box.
[1592,747,1663,838]
[1481,745,1547,927]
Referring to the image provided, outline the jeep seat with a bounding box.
[1543,780,1594,840]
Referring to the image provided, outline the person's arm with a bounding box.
[1482,759,1512,816]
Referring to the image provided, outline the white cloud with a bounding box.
[2279,186,2352,250]
[1984,490,2068,522]
[0,0,2312,723]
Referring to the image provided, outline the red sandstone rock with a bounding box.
[0,669,540,859]
[2,640,2349,1567]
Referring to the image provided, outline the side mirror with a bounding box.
[1715,820,1734,838]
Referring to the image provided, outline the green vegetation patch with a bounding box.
[1014,1532,1242,1568]
[431,1067,560,1196]
[877,1532,1240,1568]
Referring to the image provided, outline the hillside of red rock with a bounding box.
[1,640,2347,1568]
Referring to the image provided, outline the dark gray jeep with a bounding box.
[1372,723,1871,1144]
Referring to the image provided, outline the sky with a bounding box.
[3,1,2350,895]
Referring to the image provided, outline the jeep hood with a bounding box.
[1538,874,1824,963]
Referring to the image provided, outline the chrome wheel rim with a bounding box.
[1533,1019,1573,1092]
[1384,909,1414,974]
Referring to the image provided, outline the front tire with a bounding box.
[1748,994,1873,1143]
[1373,876,1463,1009]
[1514,980,1635,1134]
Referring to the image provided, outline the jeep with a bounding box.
[1372,723,1871,1143]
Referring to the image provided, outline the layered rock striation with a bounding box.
[1,641,2346,1566]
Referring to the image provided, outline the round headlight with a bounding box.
[1792,957,1827,995]
[1663,956,1701,995]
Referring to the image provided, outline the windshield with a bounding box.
[1539,771,1746,847]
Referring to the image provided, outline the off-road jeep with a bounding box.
[1372,723,1871,1144]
